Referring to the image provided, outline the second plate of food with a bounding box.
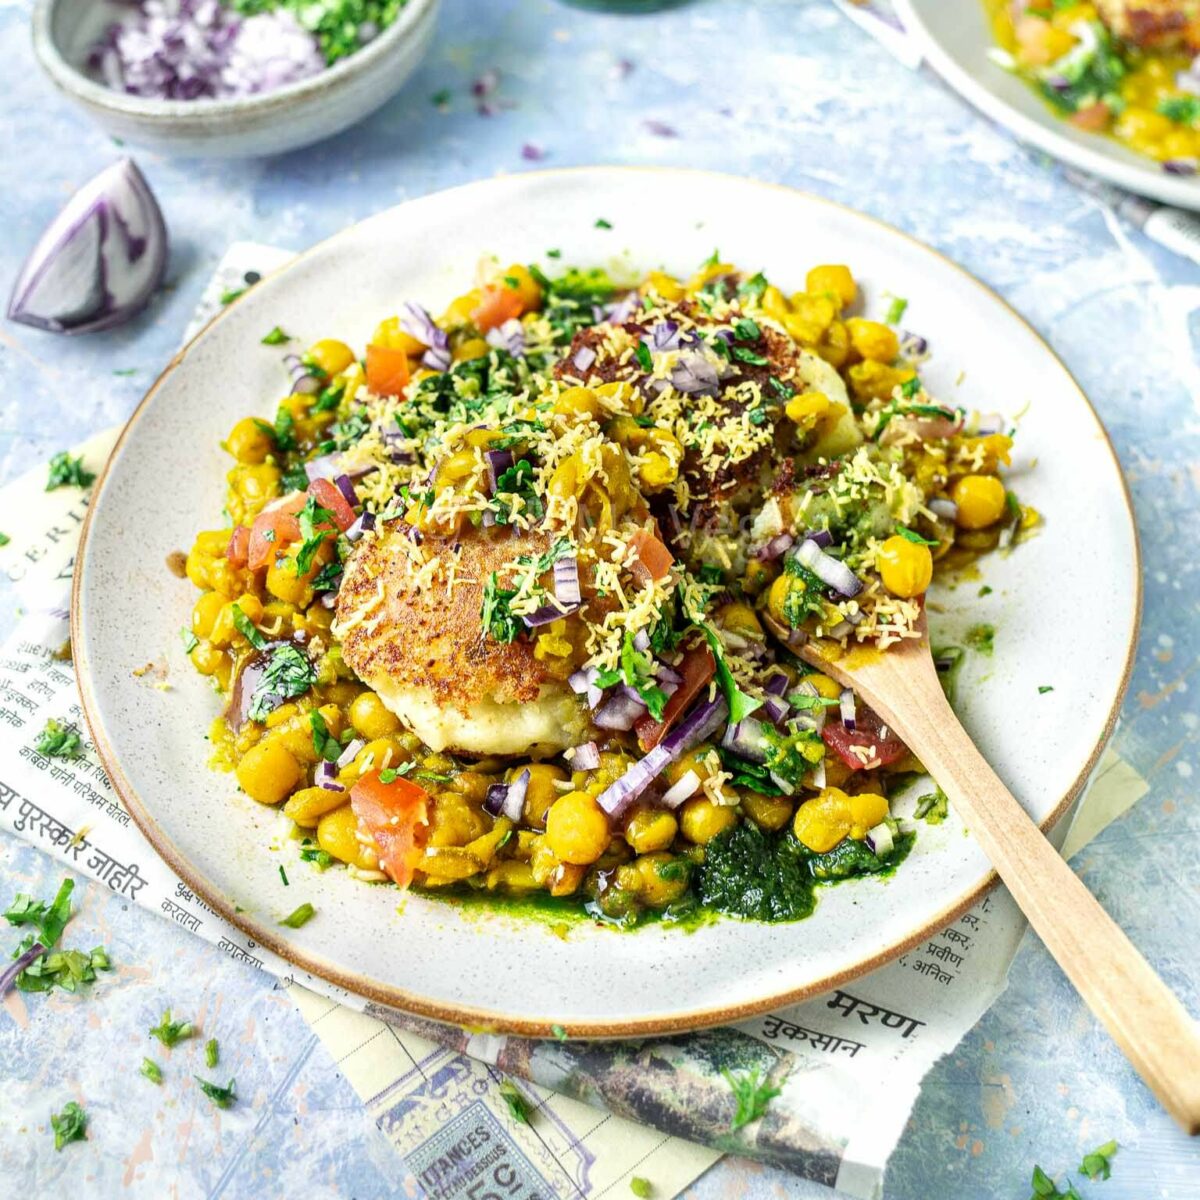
[73,167,1139,1036]
[897,0,1200,211]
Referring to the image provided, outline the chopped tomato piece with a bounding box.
[1069,102,1111,132]
[247,492,307,571]
[821,705,907,771]
[350,770,430,888]
[628,528,674,584]
[471,283,523,332]
[365,344,411,396]
[636,643,716,751]
[226,524,250,569]
[307,477,356,531]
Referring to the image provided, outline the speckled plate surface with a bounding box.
[897,0,1200,211]
[72,168,1140,1038]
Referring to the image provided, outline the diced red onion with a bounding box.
[1,941,46,997]
[594,691,645,731]
[721,717,769,763]
[336,738,364,769]
[839,688,857,731]
[661,770,700,809]
[928,498,958,522]
[8,158,167,335]
[866,822,894,857]
[572,345,596,372]
[422,346,452,371]
[569,667,602,709]
[1163,158,1198,176]
[656,664,682,687]
[345,511,375,542]
[495,769,528,822]
[569,741,600,771]
[523,604,567,628]
[633,630,650,653]
[605,291,641,324]
[553,556,581,607]
[398,301,449,355]
[334,474,358,506]
[596,696,728,817]
[763,673,790,697]
[761,695,790,726]
[755,533,793,562]
[806,529,833,549]
[973,412,1006,435]
[315,761,344,792]
[319,586,340,608]
[472,68,499,97]
[899,330,928,356]
[808,760,826,790]
[795,538,863,598]
[769,770,795,796]
[486,318,524,356]
[650,320,682,352]
[670,351,720,396]
[484,449,515,494]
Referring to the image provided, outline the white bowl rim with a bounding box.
[32,0,440,120]
[71,166,1143,1038]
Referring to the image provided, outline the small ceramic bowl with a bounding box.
[31,0,440,159]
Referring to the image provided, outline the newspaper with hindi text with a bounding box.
[0,243,1149,1200]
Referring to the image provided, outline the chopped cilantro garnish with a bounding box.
[1079,1140,1118,1182]
[430,87,451,106]
[768,376,796,400]
[545,248,562,258]
[895,524,938,546]
[310,710,342,763]
[180,627,199,654]
[205,1039,220,1069]
[50,1100,87,1150]
[294,496,338,575]
[594,218,612,229]
[613,630,669,720]
[634,340,654,372]
[731,345,768,366]
[278,864,289,887]
[35,718,82,759]
[149,1010,196,1048]
[630,1178,653,1199]
[195,1077,237,1109]
[733,316,761,341]
[1158,96,1200,126]
[219,286,245,305]
[978,585,993,597]
[280,903,315,928]
[140,1057,163,1085]
[4,879,111,995]
[261,326,290,345]
[899,376,922,399]
[497,1078,529,1123]
[933,644,965,705]
[0,532,9,546]
[300,840,334,869]
[312,381,344,413]
[965,623,995,656]
[738,271,768,301]
[230,603,266,649]
[493,458,543,525]
[914,787,949,824]
[885,297,908,325]
[482,574,522,643]
[723,1064,780,1131]
[550,1023,568,1041]
[789,691,839,712]
[46,452,95,491]
[247,645,316,723]
[1029,1165,1084,1199]
[1038,685,1055,694]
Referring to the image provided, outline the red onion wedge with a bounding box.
[794,538,863,598]
[928,497,958,522]
[553,556,581,607]
[484,449,515,494]
[597,695,727,817]
[866,821,894,857]
[721,717,769,763]
[336,738,365,770]
[8,158,167,335]
[1,941,46,997]
[594,691,646,731]
[568,741,601,771]
[572,345,597,372]
[661,770,700,809]
[345,511,375,542]
[314,761,344,791]
[333,474,358,507]
[486,318,525,356]
[839,688,857,731]
[755,533,794,562]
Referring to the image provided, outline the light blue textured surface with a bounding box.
[1,0,1199,1196]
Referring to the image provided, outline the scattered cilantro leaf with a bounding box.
[261,326,290,345]
[278,864,289,887]
[310,710,342,763]
[206,1039,220,1070]
[550,1023,568,1042]
[914,787,949,824]
[46,452,95,491]
[1079,1140,1118,1182]
[723,1064,780,1131]
[294,496,337,576]
[731,345,768,366]
[280,903,315,928]
[498,1079,529,1123]
[149,1010,196,1048]
[634,340,653,372]
[219,286,245,305]
[230,603,266,649]
[180,627,199,654]
[300,840,334,869]
[195,1077,236,1109]
[895,524,938,546]
[50,1100,87,1150]
[594,218,612,229]
[140,1057,163,1085]
[885,296,908,325]
[1038,685,1055,694]
[247,645,316,723]
[965,623,995,656]
[0,532,9,546]
[35,718,82,759]
[482,574,522,643]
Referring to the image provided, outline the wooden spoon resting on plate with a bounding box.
[799,610,1200,1135]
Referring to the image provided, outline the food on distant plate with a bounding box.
[986,0,1200,173]
[182,253,1034,926]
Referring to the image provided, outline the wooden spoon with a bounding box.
[799,610,1200,1135]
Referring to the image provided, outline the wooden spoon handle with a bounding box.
[910,716,1200,1134]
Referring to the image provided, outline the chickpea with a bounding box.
[662,745,716,787]
[372,315,425,354]
[237,740,302,805]
[760,284,790,321]
[806,264,856,308]
[638,451,678,491]
[742,791,793,832]
[345,736,408,782]
[522,763,569,828]
[348,691,401,741]
[545,791,611,864]
[784,294,838,345]
[190,642,227,679]
[815,319,851,368]
[284,786,350,828]
[846,318,900,364]
[793,787,852,853]
[642,271,684,302]
[554,387,602,421]
[632,853,690,908]
[191,591,225,640]
[442,291,482,328]
[718,602,763,640]
[767,572,809,627]
[846,361,915,403]
[225,463,282,525]
[847,790,889,838]
[951,474,1008,530]
[453,336,490,362]
[427,793,489,848]
[226,417,274,465]
[679,796,737,845]
[806,672,842,701]
[317,805,375,868]
[624,806,678,854]
[208,593,264,648]
[876,535,934,599]
[742,559,776,596]
[306,339,356,377]
[503,264,543,312]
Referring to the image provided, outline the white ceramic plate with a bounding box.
[73,168,1140,1038]
[896,0,1200,211]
